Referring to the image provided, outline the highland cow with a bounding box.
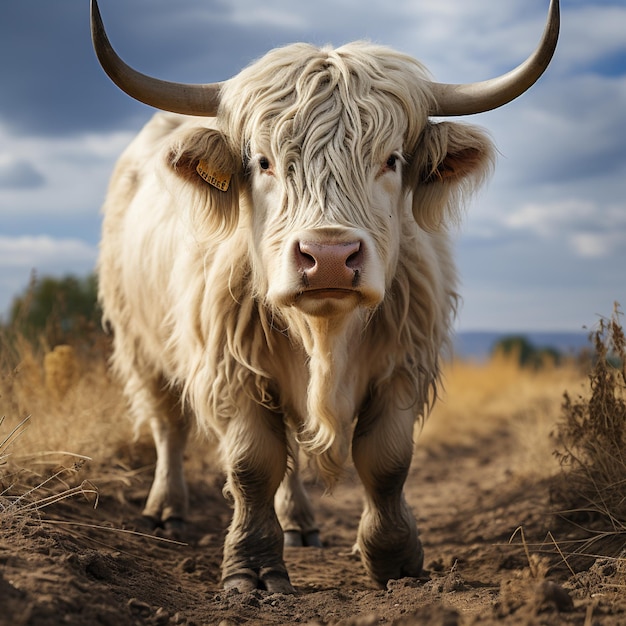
[91,0,559,592]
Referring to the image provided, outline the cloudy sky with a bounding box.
[0,0,624,331]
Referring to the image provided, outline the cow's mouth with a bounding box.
[298,288,358,300]
[293,288,361,317]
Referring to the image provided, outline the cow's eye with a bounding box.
[385,154,397,171]
[259,156,271,171]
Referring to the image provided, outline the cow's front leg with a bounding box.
[275,444,321,548]
[352,404,423,587]
[220,407,294,594]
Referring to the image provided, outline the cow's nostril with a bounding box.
[297,241,363,271]
[346,244,363,271]
[296,243,317,271]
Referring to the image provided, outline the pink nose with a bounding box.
[296,240,363,290]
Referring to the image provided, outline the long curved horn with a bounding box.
[430,0,559,117]
[90,0,222,116]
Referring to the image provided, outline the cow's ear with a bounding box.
[167,127,241,236]
[406,122,495,231]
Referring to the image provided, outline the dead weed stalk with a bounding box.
[0,416,98,529]
[552,303,626,553]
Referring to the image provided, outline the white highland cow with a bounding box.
[91,0,559,593]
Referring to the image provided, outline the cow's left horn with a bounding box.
[429,0,559,117]
[90,0,222,116]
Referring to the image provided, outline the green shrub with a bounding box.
[5,273,101,347]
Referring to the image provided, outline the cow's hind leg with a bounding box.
[275,447,321,548]
[126,375,190,532]
[220,406,294,593]
[352,404,423,587]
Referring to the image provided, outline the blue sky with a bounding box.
[0,0,624,331]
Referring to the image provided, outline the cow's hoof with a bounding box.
[359,533,424,588]
[223,568,295,594]
[141,514,165,532]
[284,530,322,547]
[374,545,424,588]
[259,567,296,594]
[142,515,186,539]
[161,517,185,539]
[223,570,259,593]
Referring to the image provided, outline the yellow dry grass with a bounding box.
[422,352,586,480]
[0,332,130,521]
[0,337,129,470]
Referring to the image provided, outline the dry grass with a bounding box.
[422,350,585,480]
[552,304,626,556]
[0,331,129,466]
[0,328,130,526]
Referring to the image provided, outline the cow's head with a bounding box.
[211,43,502,320]
[91,0,559,320]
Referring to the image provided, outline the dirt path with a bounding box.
[1,418,623,625]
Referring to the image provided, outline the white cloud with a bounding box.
[559,5,626,72]
[495,198,626,259]
[393,0,562,81]
[504,199,596,234]
[570,233,611,259]
[0,122,135,218]
[0,235,96,267]
[216,0,307,30]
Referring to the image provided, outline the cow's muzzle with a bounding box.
[295,240,363,295]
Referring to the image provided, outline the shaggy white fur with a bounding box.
[98,41,494,592]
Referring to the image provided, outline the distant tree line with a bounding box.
[3,273,102,347]
[490,334,562,369]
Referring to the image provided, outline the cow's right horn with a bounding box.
[90,0,222,117]
[429,0,560,117]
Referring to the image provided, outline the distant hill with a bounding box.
[453,331,591,361]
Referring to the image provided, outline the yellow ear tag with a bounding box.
[196,159,231,192]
